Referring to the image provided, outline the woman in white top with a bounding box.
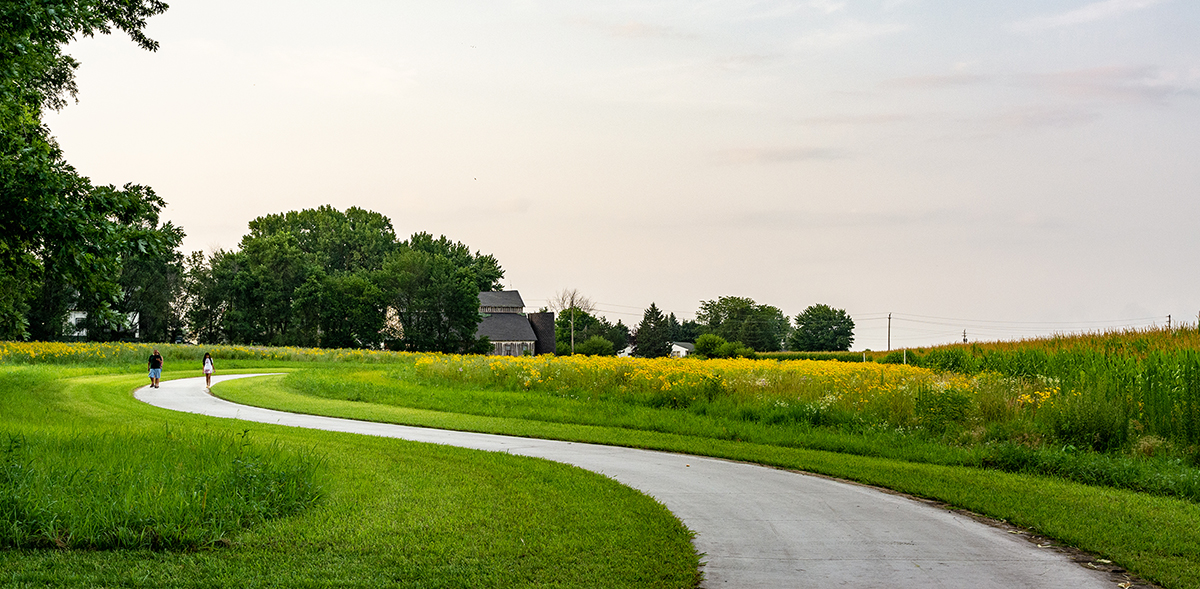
[202,352,214,389]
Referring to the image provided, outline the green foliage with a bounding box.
[716,341,756,359]
[181,206,499,352]
[915,343,1200,452]
[575,335,615,356]
[381,245,484,353]
[0,0,170,341]
[554,309,628,354]
[633,303,672,358]
[788,304,855,352]
[245,205,396,273]
[693,333,726,357]
[696,296,789,352]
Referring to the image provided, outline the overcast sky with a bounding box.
[44,0,1200,350]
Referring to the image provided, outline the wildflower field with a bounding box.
[405,349,1200,502]
[0,340,407,366]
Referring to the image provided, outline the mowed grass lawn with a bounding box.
[215,364,1200,589]
[0,364,700,588]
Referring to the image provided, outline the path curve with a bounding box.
[136,374,1114,589]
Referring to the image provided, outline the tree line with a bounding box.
[546,293,856,359]
[183,206,502,352]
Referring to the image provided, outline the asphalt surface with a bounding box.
[136,373,1117,589]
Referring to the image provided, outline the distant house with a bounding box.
[475,291,555,356]
[617,342,695,358]
[65,311,140,341]
[671,342,695,358]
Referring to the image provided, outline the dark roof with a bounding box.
[478,291,525,309]
[674,342,696,351]
[476,313,537,342]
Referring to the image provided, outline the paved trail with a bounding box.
[136,373,1115,589]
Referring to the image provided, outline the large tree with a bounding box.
[381,246,486,354]
[788,304,855,352]
[695,296,790,352]
[633,303,672,358]
[1,0,171,340]
[245,205,397,273]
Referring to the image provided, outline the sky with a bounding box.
[43,0,1200,351]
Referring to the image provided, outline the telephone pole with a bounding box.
[887,313,892,352]
[962,329,967,344]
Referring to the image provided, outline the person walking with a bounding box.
[148,348,163,388]
[202,352,214,390]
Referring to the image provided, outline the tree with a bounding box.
[696,296,790,352]
[675,319,701,343]
[245,205,397,273]
[1,0,169,339]
[633,303,672,358]
[25,183,182,341]
[406,232,504,292]
[380,247,486,354]
[789,304,855,352]
[548,288,596,354]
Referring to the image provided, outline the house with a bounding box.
[617,342,695,358]
[65,311,140,341]
[670,342,695,358]
[475,291,555,356]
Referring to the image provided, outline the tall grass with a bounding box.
[904,326,1200,454]
[0,427,324,550]
[0,363,325,550]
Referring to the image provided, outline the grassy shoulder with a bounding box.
[0,363,700,588]
[216,366,1200,589]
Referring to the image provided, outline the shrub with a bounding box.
[575,336,615,356]
[694,334,726,358]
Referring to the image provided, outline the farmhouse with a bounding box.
[476,291,555,356]
[616,342,696,358]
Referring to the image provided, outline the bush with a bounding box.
[575,336,615,356]
[694,334,726,358]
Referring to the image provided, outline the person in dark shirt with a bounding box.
[148,349,163,388]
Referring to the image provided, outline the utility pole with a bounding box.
[1168,314,1171,330]
[887,313,892,352]
[963,329,967,344]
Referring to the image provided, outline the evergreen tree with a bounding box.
[633,303,672,358]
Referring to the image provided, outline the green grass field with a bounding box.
[5,339,1200,588]
[215,363,1200,589]
[0,363,700,588]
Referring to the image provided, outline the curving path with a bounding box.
[136,374,1115,589]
